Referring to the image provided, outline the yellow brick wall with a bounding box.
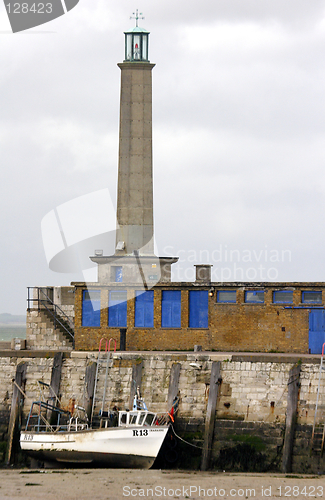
[74,284,323,353]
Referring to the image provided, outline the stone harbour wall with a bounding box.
[1,351,325,471]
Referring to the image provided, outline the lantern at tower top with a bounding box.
[124,10,150,62]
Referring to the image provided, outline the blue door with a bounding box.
[309,310,325,354]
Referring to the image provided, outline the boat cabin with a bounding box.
[118,411,157,427]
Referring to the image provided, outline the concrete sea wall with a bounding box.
[0,350,325,472]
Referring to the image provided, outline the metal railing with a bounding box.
[27,287,74,347]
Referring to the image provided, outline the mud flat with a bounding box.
[0,469,324,500]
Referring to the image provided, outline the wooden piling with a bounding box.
[167,363,181,411]
[84,361,97,419]
[281,363,301,473]
[201,361,221,471]
[6,361,27,465]
[129,360,143,409]
[47,352,63,423]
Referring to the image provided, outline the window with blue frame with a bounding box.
[113,266,123,283]
[135,290,154,328]
[189,290,209,328]
[108,291,127,327]
[302,291,322,304]
[245,291,264,303]
[82,290,101,327]
[161,291,181,328]
[217,290,236,303]
[273,291,293,303]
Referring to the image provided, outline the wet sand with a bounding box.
[0,469,324,500]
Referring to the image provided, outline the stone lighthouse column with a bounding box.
[115,23,155,256]
[90,17,178,284]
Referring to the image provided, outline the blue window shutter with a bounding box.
[82,290,101,327]
[172,300,181,326]
[118,302,127,327]
[135,291,154,327]
[108,291,127,327]
[135,301,145,327]
[109,305,119,327]
[144,301,154,327]
[189,291,208,328]
[162,301,172,327]
[161,291,181,328]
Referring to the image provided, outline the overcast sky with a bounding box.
[1,0,325,314]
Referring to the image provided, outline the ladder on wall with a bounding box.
[311,342,325,455]
[90,338,116,424]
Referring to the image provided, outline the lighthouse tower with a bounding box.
[91,14,178,285]
[115,19,155,256]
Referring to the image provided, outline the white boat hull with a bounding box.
[20,425,169,469]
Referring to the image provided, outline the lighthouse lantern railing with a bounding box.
[124,28,149,62]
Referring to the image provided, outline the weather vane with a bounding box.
[130,9,145,27]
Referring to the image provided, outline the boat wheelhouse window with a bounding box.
[108,291,127,327]
[135,290,154,328]
[120,413,127,424]
[138,413,146,425]
[273,291,293,303]
[189,290,209,328]
[302,291,322,304]
[130,414,137,425]
[144,413,155,426]
[82,290,101,327]
[245,291,264,303]
[161,290,181,328]
[217,290,237,303]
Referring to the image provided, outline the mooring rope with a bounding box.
[170,423,205,450]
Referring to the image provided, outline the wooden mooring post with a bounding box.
[84,361,97,419]
[167,363,181,411]
[47,352,63,423]
[281,363,301,473]
[201,361,221,471]
[129,360,143,409]
[5,361,27,465]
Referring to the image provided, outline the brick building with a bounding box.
[73,274,325,354]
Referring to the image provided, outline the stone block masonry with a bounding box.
[26,286,75,350]
[1,350,325,471]
[26,310,73,350]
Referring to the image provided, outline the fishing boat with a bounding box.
[20,339,178,468]
[20,397,172,468]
